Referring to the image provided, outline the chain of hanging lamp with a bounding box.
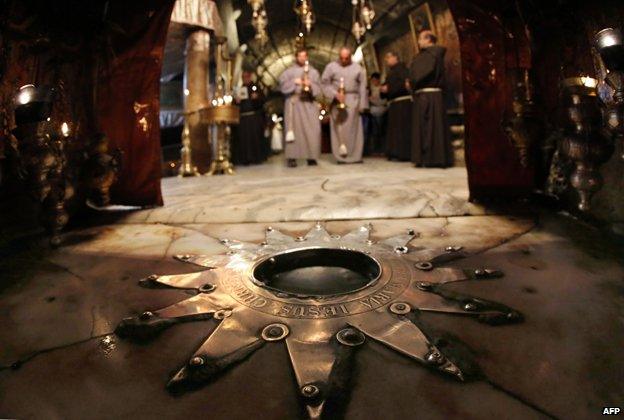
[248,0,269,48]
[294,0,316,35]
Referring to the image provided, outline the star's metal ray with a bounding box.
[404,268,522,325]
[265,226,297,245]
[304,221,332,242]
[349,310,464,380]
[115,291,233,341]
[116,222,524,419]
[167,307,268,392]
[341,223,372,243]
[379,228,419,253]
[173,253,233,269]
[286,333,362,420]
[139,270,220,290]
[408,246,466,270]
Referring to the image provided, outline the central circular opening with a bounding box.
[253,248,381,296]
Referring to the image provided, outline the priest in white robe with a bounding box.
[279,49,322,167]
[321,46,369,163]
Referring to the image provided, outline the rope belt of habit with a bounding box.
[240,110,258,117]
[415,87,442,94]
[389,95,413,104]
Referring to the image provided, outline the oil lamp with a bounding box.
[294,0,315,34]
[559,77,613,211]
[248,0,268,48]
[595,28,624,159]
[351,0,375,43]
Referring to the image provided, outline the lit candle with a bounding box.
[61,122,70,137]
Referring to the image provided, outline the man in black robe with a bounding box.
[381,51,412,161]
[409,30,453,167]
[367,72,387,155]
[231,71,267,165]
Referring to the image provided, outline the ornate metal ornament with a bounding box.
[560,77,613,211]
[248,0,269,48]
[595,28,624,160]
[117,223,522,419]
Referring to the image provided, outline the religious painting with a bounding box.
[409,2,435,53]
[361,41,379,75]
[375,32,416,78]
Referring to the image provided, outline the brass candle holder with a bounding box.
[178,118,199,177]
[11,84,120,245]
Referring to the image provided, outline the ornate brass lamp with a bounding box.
[351,0,375,43]
[559,77,613,211]
[205,37,240,176]
[595,28,624,159]
[503,69,543,168]
[248,0,268,48]
[293,0,315,34]
[178,119,199,177]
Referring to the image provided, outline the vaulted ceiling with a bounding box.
[234,0,425,87]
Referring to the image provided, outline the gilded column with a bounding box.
[184,30,211,173]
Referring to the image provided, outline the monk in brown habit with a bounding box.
[231,71,267,165]
[321,46,369,164]
[279,48,322,167]
[409,30,453,167]
[381,51,412,161]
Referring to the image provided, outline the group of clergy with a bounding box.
[232,29,452,169]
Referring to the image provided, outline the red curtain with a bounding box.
[96,0,176,206]
[447,0,535,199]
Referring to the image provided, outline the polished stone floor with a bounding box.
[1,158,623,420]
[119,155,483,224]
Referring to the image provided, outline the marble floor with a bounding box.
[118,155,483,224]
[1,157,623,420]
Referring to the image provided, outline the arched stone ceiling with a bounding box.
[234,0,420,87]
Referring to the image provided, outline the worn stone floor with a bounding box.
[119,155,483,224]
[1,215,623,419]
[1,158,623,419]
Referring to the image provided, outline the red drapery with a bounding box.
[96,0,175,206]
[447,0,535,199]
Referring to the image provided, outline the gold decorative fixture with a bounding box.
[248,0,268,48]
[351,0,375,43]
[300,59,313,101]
[294,31,306,51]
[205,37,240,176]
[294,0,315,34]
[178,119,199,177]
[336,77,347,110]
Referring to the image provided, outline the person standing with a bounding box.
[368,72,387,155]
[321,46,369,164]
[279,49,322,167]
[231,71,267,165]
[381,51,412,161]
[409,30,453,167]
